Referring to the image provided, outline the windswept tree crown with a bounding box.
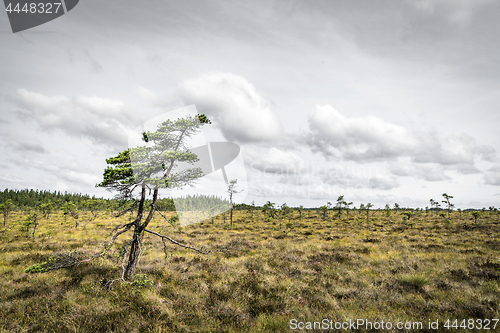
[97,114,211,197]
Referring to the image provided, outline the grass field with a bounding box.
[0,209,499,332]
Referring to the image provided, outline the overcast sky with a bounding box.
[1,0,500,209]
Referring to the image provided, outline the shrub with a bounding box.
[121,274,154,289]
[25,262,47,273]
[400,274,429,288]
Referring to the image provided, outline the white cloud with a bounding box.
[10,89,136,147]
[306,105,415,161]
[411,131,495,166]
[306,105,496,169]
[178,72,283,143]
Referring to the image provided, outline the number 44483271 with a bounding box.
[5,3,62,14]
[444,319,498,330]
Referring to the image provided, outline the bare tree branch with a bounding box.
[144,228,233,254]
[155,207,176,229]
[121,240,133,281]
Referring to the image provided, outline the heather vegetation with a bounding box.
[0,195,499,332]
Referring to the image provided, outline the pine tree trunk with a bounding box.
[124,231,141,280]
[230,208,233,227]
[123,186,158,281]
[31,221,37,240]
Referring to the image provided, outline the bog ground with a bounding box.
[0,209,499,332]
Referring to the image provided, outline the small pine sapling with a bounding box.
[471,211,480,224]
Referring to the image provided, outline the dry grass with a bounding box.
[0,209,499,332]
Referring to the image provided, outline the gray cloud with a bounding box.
[317,164,399,190]
[310,0,500,81]
[277,175,312,186]
[0,173,33,188]
[411,131,496,166]
[369,175,400,190]
[246,147,307,175]
[83,50,104,73]
[5,148,103,190]
[59,170,100,186]
[16,143,46,153]
[484,166,500,186]
[388,163,451,182]
[1,0,500,207]
[66,48,104,73]
[248,181,339,201]
[319,166,369,188]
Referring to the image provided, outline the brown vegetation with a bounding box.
[0,209,499,332]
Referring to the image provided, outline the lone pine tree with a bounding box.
[227,179,240,227]
[97,114,211,280]
[442,193,454,219]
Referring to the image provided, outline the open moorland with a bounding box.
[0,209,499,332]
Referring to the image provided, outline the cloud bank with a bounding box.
[9,89,136,148]
[305,105,496,172]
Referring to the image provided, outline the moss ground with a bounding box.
[0,210,499,332]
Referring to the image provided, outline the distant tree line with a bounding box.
[0,189,102,210]
[173,194,230,211]
[1,188,495,215]
[0,188,232,213]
